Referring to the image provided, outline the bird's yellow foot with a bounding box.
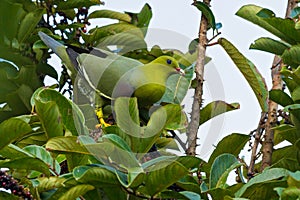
[95,107,111,128]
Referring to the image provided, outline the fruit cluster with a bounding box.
[0,170,33,200]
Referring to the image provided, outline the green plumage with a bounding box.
[39,32,183,106]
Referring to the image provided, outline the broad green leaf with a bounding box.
[158,190,191,200]
[278,186,300,199]
[0,191,18,200]
[250,37,289,55]
[0,157,50,176]
[0,117,32,149]
[200,101,240,125]
[203,133,249,175]
[292,86,300,103]
[273,124,299,145]
[235,168,289,197]
[32,88,87,136]
[46,136,90,154]
[58,184,95,200]
[0,144,33,159]
[88,9,131,22]
[160,74,190,104]
[0,0,26,44]
[73,165,120,186]
[192,1,216,32]
[236,5,300,44]
[36,176,66,193]
[210,154,243,189]
[35,98,64,139]
[282,45,300,67]
[94,30,147,53]
[218,38,268,112]
[24,145,60,174]
[85,138,140,169]
[138,160,189,196]
[270,146,300,171]
[17,8,44,43]
[269,89,294,107]
[83,23,144,45]
[57,0,102,10]
[283,104,300,128]
[281,66,300,91]
[114,97,140,138]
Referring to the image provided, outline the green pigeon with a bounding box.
[38,32,184,106]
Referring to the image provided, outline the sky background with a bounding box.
[48,0,287,160]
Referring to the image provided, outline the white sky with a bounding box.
[48,0,286,160]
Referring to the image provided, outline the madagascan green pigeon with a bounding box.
[38,32,184,106]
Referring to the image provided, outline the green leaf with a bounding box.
[73,165,120,186]
[0,144,33,159]
[0,191,19,200]
[32,88,87,136]
[236,5,300,44]
[58,184,95,200]
[88,9,131,22]
[203,133,249,175]
[269,89,294,107]
[200,101,240,125]
[83,23,144,45]
[250,37,290,55]
[36,176,66,193]
[160,74,191,104]
[218,38,268,112]
[46,136,90,154]
[292,86,300,103]
[57,0,102,10]
[17,8,44,43]
[24,145,60,174]
[0,0,26,44]
[274,124,299,145]
[235,168,289,197]
[0,157,50,176]
[210,153,243,189]
[192,1,216,31]
[85,136,140,170]
[35,98,64,139]
[0,117,32,149]
[282,45,300,67]
[138,160,189,196]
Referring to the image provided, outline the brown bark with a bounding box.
[260,0,297,171]
[186,0,210,156]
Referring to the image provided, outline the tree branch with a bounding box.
[186,0,210,156]
[260,0,297,171]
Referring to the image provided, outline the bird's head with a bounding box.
[151,56,185,75]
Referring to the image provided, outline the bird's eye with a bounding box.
[166,59,172,64]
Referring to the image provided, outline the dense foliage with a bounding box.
[0,0,299,199]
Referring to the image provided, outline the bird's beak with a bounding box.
[176,67,185,76]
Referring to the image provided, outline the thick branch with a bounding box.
[186,0,210,156]
[260,0,296,171]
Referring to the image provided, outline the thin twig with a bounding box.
[186,0,210,156]
[248,112,266,178]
